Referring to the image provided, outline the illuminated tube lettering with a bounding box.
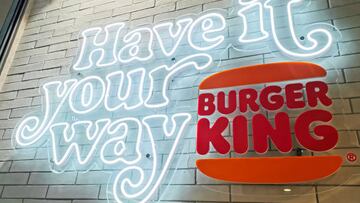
[15,79,77,146]
[14,2,340,202]
[105,69,146,111]
[145,54,212,108]
[238,0,269,43]
[73,23,125,71]
[118,27,154,63]
[112,113,191,203]
[153,18,193,56]
[264,0,333,58]
[69,76,106,114]
[50,119,111,168]
[188,13,226,51]
[100,118,143,165]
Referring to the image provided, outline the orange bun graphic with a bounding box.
[199,62,326,90]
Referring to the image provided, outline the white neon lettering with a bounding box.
[264,0,333,58]
[100,118,143,165]
[15,79,77,146]
[118,27,154,63]
[188,13,226,51]
[145,53,212,108]
[112,113,191,202]
[69,76,106,114]
[153,18,193,56]
[13,1,338,202]
[104,69,145,111]
[73,23,125,71]
[50,119,111,167]
[238,0,269,43]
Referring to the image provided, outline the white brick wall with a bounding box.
[0,0,360,202]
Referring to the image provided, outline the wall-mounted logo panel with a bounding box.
[196,62,342,184]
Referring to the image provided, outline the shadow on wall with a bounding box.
[30,0,60,14]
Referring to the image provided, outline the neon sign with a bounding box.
[13,0,338,202]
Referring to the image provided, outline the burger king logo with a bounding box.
[196,62,342,184]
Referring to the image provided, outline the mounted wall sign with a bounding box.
[196,62,342,183]
[12,0,343,202]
